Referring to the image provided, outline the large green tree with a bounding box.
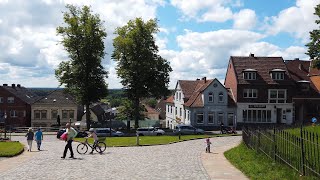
[55,5,108,129]
[306,3,320,68]
[112,18,172,128]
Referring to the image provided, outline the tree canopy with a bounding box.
[112,18,172,128]
[55,5,108,129]
[306,3,320,69]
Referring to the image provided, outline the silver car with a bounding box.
[89,128,124,137]
[173,125,205,135]
[136,127,165,136]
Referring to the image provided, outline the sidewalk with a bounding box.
[201,137,248,180]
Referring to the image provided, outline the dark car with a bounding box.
[56,129,88,139]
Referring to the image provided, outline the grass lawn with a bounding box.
[286,125,320,136]
[224,142,318,180]
[75,134,238,147]
[0,141,24,157]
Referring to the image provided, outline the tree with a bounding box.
[112,18,172,128]
[306,3,320,69]
[55,5,108,130]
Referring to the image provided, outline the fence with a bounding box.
[242,126,320,178]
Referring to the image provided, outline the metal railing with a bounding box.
[243,126,320,178]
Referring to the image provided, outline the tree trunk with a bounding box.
[134,98,140,129]
[86,104,91,130]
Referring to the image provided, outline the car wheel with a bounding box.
[156,133,162,136]
[139,134,144,136]
[196,132,201,135]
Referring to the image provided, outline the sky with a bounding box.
[0,0,319,89]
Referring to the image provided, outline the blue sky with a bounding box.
[0,0,319,89]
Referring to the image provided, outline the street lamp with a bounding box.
[4,112,7,139]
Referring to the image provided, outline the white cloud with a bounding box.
[233,9,257,30]
[265,0,320,42]
[0,0,163,88]
[160,29,308,88]
[170,0,237,22]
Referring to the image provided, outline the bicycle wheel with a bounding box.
[77,143,88,154]
[95,142,106,153]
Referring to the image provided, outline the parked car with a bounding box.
[89,128,124,137]
[56,129,88,139]
[136,127,165,136]
[173,125,205,135]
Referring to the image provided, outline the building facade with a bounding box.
[0,84,39,127]
[166,78,236,130]
[31,90,78,127]
[224,54,295,125]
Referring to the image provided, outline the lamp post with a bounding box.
[4,112,7,139]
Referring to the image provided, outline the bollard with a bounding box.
[179,130,181,140]
[136,133,139,146]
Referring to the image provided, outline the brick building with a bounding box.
[224,54,295,125]
[0,84,39,127]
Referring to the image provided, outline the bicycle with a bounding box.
[76,138,106,154]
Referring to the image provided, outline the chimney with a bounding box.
[294,58,299,60]
[17,84,21,88]
[11,84,15,88]
[202,77,207,83]
[249,53,254,57]
[299,63,302,70]
[196,78,200,81]
[3,84,8,86]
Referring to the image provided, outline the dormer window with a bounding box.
[298,80,310,91]
[270,69,285,80]
[243,69,257,80]
[208,92,214,102]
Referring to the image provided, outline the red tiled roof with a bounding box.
[183,79,213,107]
[230,56,294,85]
[144,105,160,115]
[165,95,174,104]
[286,60,320,96]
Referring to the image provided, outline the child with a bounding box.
[205,137,212,153]
[25,128,34,152]
[87,129,99,154]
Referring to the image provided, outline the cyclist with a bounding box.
[86,129,100,154]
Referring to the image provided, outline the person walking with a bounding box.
[220,122,224,134]
[61,123,77,159]
[25,128,34,152]
[35,128,43,151]
[205,137,212,153]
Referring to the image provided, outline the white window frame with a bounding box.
[243,89,258,98]
[271,72,284,80]
[10,110,17,117]
[243,109,272,123]
[243,72,256,80]
[208,92,214,102]
[7,97,14,103]
[196,113,204,124]
[268,89,287,103]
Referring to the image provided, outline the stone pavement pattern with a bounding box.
[0,135,245,180]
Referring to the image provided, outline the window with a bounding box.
[243,72,256,80]
[187,111,190,120]
[41,110,47,119]
[208,112,214,124]
[69,110,74,119]
[51,110,58,119]
[170,106,172,114]
[268,89,286,103]
[179,92,181,101]
[208,92,214,102]
[271,72,284,80]
[0,97,3,103]
[175,107,177,115]
[196,113,204,124]
[218,112,224,124]
[243,110,272,123]
[34,110,40,119]
[62,110,68,119]
[218,92,223,102]
[7,97,14,103]
[179,108,182,116]
[227,113,234,126]
[243,89,258,98]
[10,110,17,117]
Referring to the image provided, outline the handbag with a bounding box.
[60,132,68,141]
